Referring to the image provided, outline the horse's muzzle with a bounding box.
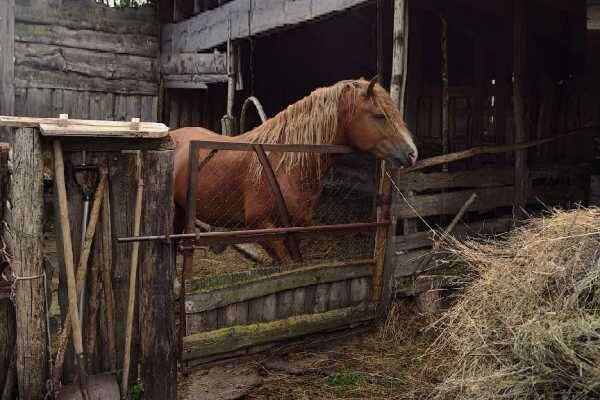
[386,148,417,168]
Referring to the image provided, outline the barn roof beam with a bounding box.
[161,0,371,53]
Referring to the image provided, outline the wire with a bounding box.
[385,170,435,233]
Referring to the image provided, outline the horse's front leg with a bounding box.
[257,222,295,266]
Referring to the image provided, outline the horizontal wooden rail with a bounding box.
[190,140,354,154]
[186,260,375,313]
[117,221,387,244]
[182,303,377,360]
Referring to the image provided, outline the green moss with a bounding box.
[130,382,144,400]
[323,371,368,395]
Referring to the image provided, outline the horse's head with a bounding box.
[344,77,418,168]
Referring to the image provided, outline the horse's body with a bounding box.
[172,79,417,264]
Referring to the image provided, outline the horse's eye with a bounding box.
[373,114,386,120]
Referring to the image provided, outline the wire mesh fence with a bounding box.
[177,142,382,285]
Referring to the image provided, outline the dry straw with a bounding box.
[426,208,600,400]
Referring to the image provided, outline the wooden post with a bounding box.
[0,0,15,395]
[379,0,409,309]
[7,128,47,399]
[139,150,176,400]
[513,0,528,218]
[221,35,237,136]
[0,0,14,120]
[440,16,449,170]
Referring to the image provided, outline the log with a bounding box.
[182,304,377,360]
[15,23,159,57]
[139,150,176,400]
[395,167,514,193]
[185,260,374,313]
[15,42,158,82]
[8,128,47,399]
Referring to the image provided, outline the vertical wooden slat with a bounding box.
[313,283,330,313]
[513,0,528,218]
[0,0,14,118]
[140,149,176,400]
[290,287,306,316]
[263,294,277,322]
[223,303,248,326]
[276,290,294,319]
[8,128,47,399]
[383,0,410,309]
[350,277,370,305]
[248,297,266,323]
[328,281,348,310]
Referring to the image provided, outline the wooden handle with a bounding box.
[52,140,85,376]
[121,154,144,397]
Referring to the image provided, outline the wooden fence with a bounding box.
[391,163,591,293]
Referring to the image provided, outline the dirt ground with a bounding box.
[179,299,441,400]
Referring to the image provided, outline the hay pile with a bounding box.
[429,208,600,399]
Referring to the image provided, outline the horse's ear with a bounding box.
[366,75,378,98]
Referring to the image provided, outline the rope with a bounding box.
[385,170,435,233]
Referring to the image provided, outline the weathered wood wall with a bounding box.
[14,0,159,121]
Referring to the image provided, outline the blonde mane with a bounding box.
[247,79,405,181]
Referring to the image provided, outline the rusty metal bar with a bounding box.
[191,140,354,154]
[178,140,201,361]
[118,222,387,244]
[252,143,302,262]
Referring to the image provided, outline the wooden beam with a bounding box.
[14,42,159,82]
[15,23,159,57]
[513,0,528,218]
[139,150,177,400]
[7,128,47,398]
[162,0,371,54]
[15,66,158,95]
[0,0,15,117]
[0,115,169,138]
[182,304,377,360]
[15,2,158,36]
[161,51,226,75]
[163,74,228,89]
[186,260,374,313]
[381,0,409,310]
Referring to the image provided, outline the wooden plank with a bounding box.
[328,281,349,310]
[349,277,370,305]
[15,42,158,82]
[161,51,226,75]
[313,283,330,313]
[15,22,158,57]
[276,290,294,319]
[0,116,168,138]
[185,260,374,313]
[7,128,47,398]
[248,297,266,324]
[15,2,158,36]
[89,93,115,121]
[263,294,277,322]
[162,0,371,53]
[222,303,248,326]
[0,0,15,117]
[182,304,377,360]
[139,149,176,400]
[15,66,158,95]
[393,216,514,252]
[164,74,228,88]
[393,186,514,219]
[394,167,514,192]
[290,288,306,316]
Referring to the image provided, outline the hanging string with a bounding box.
[248,0,256,96]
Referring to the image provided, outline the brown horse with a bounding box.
[171,78,417,264]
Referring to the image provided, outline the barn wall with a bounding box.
[14,0,159,121]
